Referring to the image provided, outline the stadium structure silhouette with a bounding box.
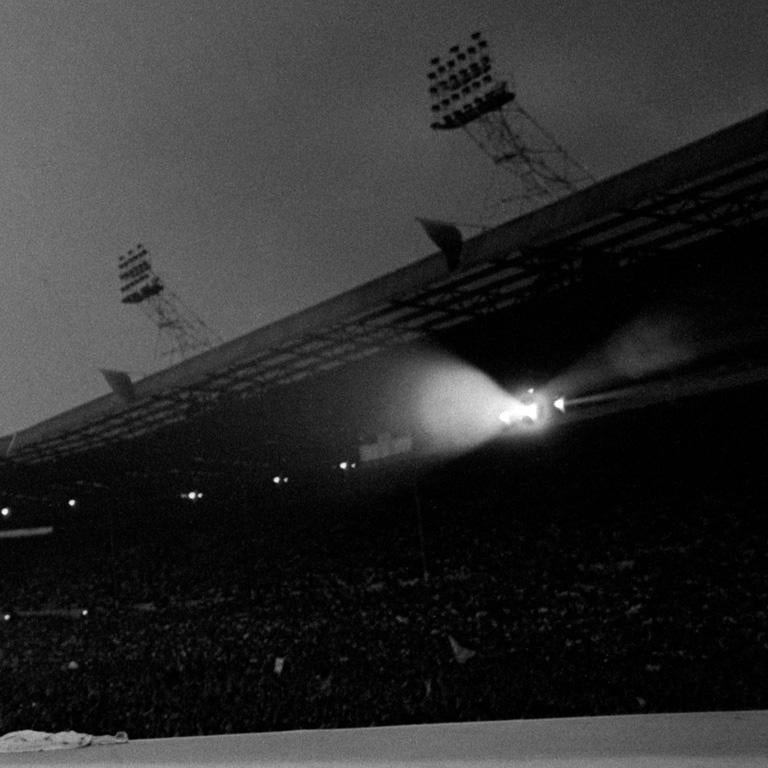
[1,110,768,765]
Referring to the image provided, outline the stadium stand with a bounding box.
[3,395,768,739]
[2,110,768,760]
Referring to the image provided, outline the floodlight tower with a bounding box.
[427,32,594,214]
[118,244,221,363]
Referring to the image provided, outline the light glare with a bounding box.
[499,398,540,426]
[413,356,514,453]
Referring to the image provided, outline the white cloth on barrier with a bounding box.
[0,729,128,752]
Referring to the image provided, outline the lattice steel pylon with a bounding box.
[118,244,221,363]
[428,31,595,216]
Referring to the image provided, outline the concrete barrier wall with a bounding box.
[4,711,768,767]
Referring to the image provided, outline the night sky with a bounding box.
[0,0,766,434]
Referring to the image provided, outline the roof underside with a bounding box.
[4,109,768,467]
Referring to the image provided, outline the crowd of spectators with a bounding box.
[1,444,767,738]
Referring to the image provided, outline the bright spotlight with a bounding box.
[553,396,566,413]
[499,395,540,427]
[339,461,349,470]
[81,609,89,617]
[3,613,10,621]
[498,388,557,432]
[272,476,281,485]
[67,499,77,508]
[498,401,539,425]
[1,507,10,518]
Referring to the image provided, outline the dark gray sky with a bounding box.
[0,0,766,433]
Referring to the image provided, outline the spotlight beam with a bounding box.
[554,360,768,426]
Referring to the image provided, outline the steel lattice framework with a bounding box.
[2,110,768,475]
[427,32,594,212]
[119,244,221,362]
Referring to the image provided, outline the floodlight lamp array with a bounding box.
[119,244,164,305]
[427,31,514,130]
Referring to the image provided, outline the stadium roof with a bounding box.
[3,108,768,466]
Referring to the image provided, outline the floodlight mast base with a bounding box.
[139,290,219,364]
[462,102,594,207]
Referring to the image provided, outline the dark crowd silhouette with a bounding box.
[2,437,767,739]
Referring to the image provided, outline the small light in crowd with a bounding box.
[181,491,204,501]
[81,609,88,617]
[272,476,281,485]
[3,613,10,621]
[1,507,10,517]
[339,461,348,470]
[67,499,77,508]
